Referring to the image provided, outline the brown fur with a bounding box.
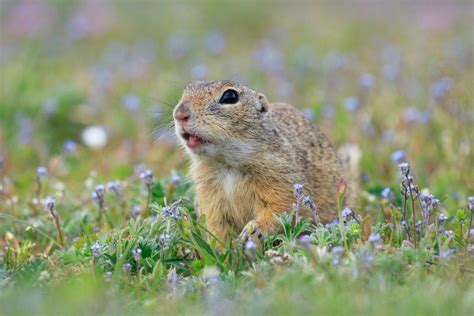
[173,80,356,241]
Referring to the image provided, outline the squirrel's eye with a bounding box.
[219,89,239,104]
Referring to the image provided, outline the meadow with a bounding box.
[0,1,473,315]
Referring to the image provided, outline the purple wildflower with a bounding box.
[204,31,226,55]
[122,94,141,112]
[381,187,395,202]
[331,246,344,266]
[63,140,77,154]
[293,183,304,201]
[298,235,311,247]
[359,73,375,89]
[468,196,474,212]
[343,97,359,112]
[90,241,101,258]
[391,150,406,163]
[190,63,208,80]
[162,201,182,220]
[438,213,448,226]
[368,233,383,249]
[122,263,132,273]
[244,240,257,260]
[430,77,452,100]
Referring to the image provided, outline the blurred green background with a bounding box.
[1,1,473,196]
[1,1,474,315]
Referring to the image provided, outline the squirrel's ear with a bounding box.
[257,93,269,113]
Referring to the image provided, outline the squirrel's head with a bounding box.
[173,80,270,162]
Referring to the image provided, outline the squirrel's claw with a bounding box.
[237,220,264,246]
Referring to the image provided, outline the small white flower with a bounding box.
[38,270,50,281]
[82,125,108,148]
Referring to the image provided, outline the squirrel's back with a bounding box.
[268,102,357,221]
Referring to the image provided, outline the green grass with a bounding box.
[1,1,473,315]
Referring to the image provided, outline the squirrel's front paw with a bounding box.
[237,220,264,246]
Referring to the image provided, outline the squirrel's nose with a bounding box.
[174,103,191,122]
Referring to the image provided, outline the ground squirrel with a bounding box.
[173,80,357,243]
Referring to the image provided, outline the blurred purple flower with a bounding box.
[66,0,115,40]
[277,81,293,99]
[190,63,208,80]
[105,271,113,281]
[380,45,401,81]
[391,150,406,163]
[253,40,283,73]
[343,97,359,112]
[331,245,344,266]
[420,193,440,225]
[5,0,56,37]
[293,183,304,201]
[170,174,182,186]
[89,65,113,91]
[90,241,101,258]
[162,202,182,221]
[159,233,171,247]
[42,98,58,115]
[381,44,401,64]
[302,108,316,121]
[438,213,448,225]
[430,77,452,100]
[132,248,142,263]
[444,39,469,65]
[368,233,383,249]
[37,166,47,178]
[244,240,257,260]
[468,196,474,212]
[381,63,399,82]
[122,263,132,273]
[381,187,394,202]
[122,94,141,112]
[103,41,128,66]
[63,140,78,154]
[204,31,226,55]
[359,73,375,89]
[140,169,154,187]
[358,249,373,269]
[322,104,335,120]
[442,230,454,238]
[382,129,396,144]
[16,116,33,144]
[342,208,353,223]
[398,162,410,177]
[324,51,346,70]
[439,248,457,259]
[44,196,55,211]
[298,235,311,247]
[127,39,156,78]
[404,107,431,125]
[167,33,190,58]
[131,205,141,218]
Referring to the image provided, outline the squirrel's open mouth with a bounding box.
[181,132,206,150]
